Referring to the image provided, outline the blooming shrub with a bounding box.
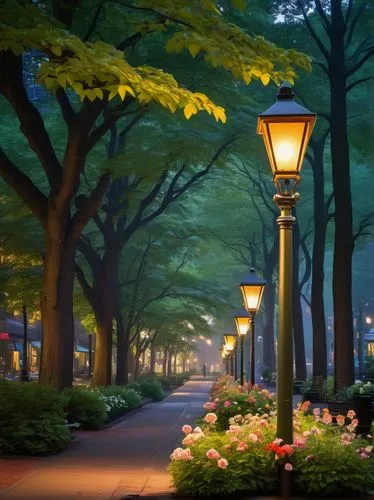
[169,400,374,497]
[203,376,275,430]
[94,386,142,420]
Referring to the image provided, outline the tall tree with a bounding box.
[1,1,309,387]
[275,0,374,390]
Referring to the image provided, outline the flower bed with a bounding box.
[169,380,374,497]
[203,376,275,430]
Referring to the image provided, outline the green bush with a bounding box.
[95,386,142,420]
[294,434,374,496]
[63,387,107,430]
[128,379,165,401]
[0,380,71,455]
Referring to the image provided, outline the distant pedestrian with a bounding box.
[203,363,207,378]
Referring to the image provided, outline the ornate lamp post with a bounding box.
[224,334,236,377]
[239,269,266,386]
[257,82,316,446]
[233,308,251,385]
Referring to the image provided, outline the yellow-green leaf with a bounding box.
[118,85,127,101]
[51,45,62,56]
[184,103,198,120]
[260,73,270,85]
[188,43,200,58]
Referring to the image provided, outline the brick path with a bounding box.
[0,378,213,499]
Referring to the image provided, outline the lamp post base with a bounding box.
[278,466,292,498]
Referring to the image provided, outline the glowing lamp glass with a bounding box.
[234,315,251,337]
[223,335,236,352]
[257,83,316,182]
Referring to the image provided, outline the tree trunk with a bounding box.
[92,314,112,386]
[173,353,177,374]
[311,140,328,381]
[149,343,156,374]
[40,232,75,390]
[262,274,276,373]
[293,217,307,381]
[162,348,168,376]
[116,317,130,385]
[330,4,354,391]
[134,354,140,380]
[167,350,172,377]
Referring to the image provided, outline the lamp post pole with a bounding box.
[275,194,298,444]
[250,316,255,386]
[21,304,29,382]
[234,343,238,381]
[240,335,244,386]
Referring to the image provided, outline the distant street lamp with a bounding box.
[257,82,316,449]
[224,334,236,377]
[220,344,229,375]
[239,269,266,386]
[233,308,251,386]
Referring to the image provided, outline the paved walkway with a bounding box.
[0,378,213,499]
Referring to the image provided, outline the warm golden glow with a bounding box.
[240,284,264,313]
[223,335,236,352]
[234,316,250,336]
[267,121,306,172]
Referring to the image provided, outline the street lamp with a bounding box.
[220,344,229,375]
[224,334,236,378]
[257,82,316,448]
[233,308,251,386]
[239,269,266,386]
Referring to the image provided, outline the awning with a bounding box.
[76,344,89,353]
[31,341,41,349]
[14,342,23,352]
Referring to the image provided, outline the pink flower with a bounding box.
[336,415,345,426]
[284,463,293,471]
[236,441,248,452]
[203,401,217,411]
[206,448,221,460]
[217,458,228,469]
[181,448,193,461]
[171,447,193,461]
[341,433,353,444]
[294,437,306,448]
[300,401,311,412]
[322,413,333,425]
[313,407,321,416]
[347,410,356,419]
[182,424,193,435]
[230,437,239,443]
[273,438,283,445]
[204,413,217,425]
[223,400,232,408]
[182,436,195,446]
[248,433,258,443]
[247,396,256,404]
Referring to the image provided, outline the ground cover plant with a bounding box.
[169,377,374,497]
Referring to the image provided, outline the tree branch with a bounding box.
[69,173,110,242]
[0,51,62,189]
[0,146,48,226]
[297,0,330,62]
[346,77,374,92]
